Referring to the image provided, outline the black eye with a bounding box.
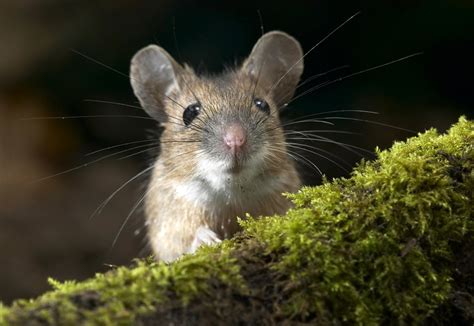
[254,98,270,114]
[183,103,201,126]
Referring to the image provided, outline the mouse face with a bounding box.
[162,75,285,188]
[130,31,304,193]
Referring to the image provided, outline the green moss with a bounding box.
[2,117,473,325]
[3,243,245,325]
[242,117,473,324]
[0,304,9,325]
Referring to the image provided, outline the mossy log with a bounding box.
[1,117,473,325]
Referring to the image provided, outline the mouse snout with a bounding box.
[223,123,246,154]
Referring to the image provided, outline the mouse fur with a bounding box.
[130,31,303,262]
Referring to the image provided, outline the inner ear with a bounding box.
[242,31,304,106]
[130,45,183,122]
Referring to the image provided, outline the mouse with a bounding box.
[130,31,303,262]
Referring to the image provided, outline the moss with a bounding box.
[242,116,473,324]
[2,117,473,325]
[0,304,8,325]
[3,243,245,325]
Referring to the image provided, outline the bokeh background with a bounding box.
[1,0,473,304]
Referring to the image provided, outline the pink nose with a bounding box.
[223,124,246,153]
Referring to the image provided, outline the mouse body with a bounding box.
[130,31,304,261]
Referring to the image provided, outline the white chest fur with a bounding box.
[174,152,291,214]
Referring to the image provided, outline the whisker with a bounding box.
[31,142,160,183]
[112,188,148,248]
[90,164,155,220]
[284,129,359,135]
[83,99,142,110]
[318,116,416,133]
[267,11,361,98]
[71,49,187,110]
[285,143,350,172]
[111,149,203,247]
[160,139,202,144]
[279,119,335,129]
[21,115,154,121]
[286,141,353,169]
[267,144,323,176]
[118,146,160,160]
[295,64,350,90]
[86,139,158,156]
[257,9,265,36]
[71,49,131,80]
[285,135,374,157]
[281,109,379,119]
[288,52,423,105]
[172,17,202,105]
[285,149,323,176]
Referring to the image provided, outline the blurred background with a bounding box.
[0,0,473,304]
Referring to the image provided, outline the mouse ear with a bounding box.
[130,45,183,122]
[242,31,304,106]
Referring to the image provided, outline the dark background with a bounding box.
[0,0,472,304]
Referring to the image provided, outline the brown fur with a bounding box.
[130,31,304,261]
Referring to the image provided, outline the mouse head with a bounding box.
[130,31,303,185]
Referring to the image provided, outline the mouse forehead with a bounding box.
[189,74,263,110]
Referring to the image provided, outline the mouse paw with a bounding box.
[189,226,221,253]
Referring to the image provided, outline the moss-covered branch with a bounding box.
[1,117,473,325]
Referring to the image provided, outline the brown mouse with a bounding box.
[130,31,303,262]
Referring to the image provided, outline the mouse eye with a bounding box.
[183,103,201,126]
[254,98,270,114]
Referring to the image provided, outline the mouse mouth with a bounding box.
[225,158,244,174]
[196,146,267,190]
[218,138,266,176]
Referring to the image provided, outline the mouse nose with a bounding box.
[223,123,246,154]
